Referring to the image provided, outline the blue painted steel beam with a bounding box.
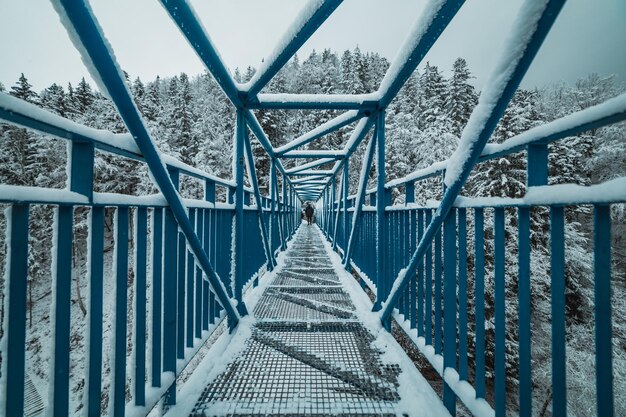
[594,205,614,417]
[372,111,387,315]
[233,110,249,315]
[243,0,343,98]
[281,151,345,159]
[377,0,465,109]
[4,205,29,417]
[112,207,129,415]
[251,94,378,110]
[88,207,105,414]
[286,158,338,174]
[290,175,328,184]
[135,207,148,405]
[275,110,362,154]
[381,0,567,325]
[69,141,94,201]
[53,0,241,327]
[551,206,566,417]
[243,120,276,271]
[443,209,457,414]
[289,170,335,176]
[329,116,376,178]
[342,130,377,268]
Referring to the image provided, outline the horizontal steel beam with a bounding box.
[275,110,362,154]
[252,93,379,110]
[289,170,334,176]
[281,150,345,159]
[286,158,337,174]
[290,175,329,184]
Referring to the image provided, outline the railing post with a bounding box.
[242,127,275,271]
[4,205,29,417]
[69,141,95,201]
[373,111,387,323]
[270,158,278,254]
[163,166,179,406]
[527,143,548,187]
[233,109,249,316]
[405,182,417,330]
[281,178,288,250]
[330,179,336,239]
[342,161,349,250]
[594,205,613,417]
[443,208,457,414]
[205,179,216,327]
[343,132,377,269]
[112,206,129,415]
[69,140,103,415]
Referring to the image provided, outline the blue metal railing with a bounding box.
[316,0,626,415]
[321,95,626,417]
[0,92,298,416]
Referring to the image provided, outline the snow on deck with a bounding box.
[172,224,449,417]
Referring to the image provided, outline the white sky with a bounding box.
[1,0,625,93]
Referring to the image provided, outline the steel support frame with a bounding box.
[54,0,242,329]
[380,0,567,324]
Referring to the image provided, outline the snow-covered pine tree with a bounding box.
[74,77,94,116]
[445,57,477,137]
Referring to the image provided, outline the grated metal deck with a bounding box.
[190,225,403,416]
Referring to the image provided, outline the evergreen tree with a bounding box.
[416,62,447,130]
[445,58,477,136]
[10,73,38,103]
[74,77,94,115]
[132,77,146,114]
[40,83,68,117]
[143,76,162,122]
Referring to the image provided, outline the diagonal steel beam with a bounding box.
[330,116,376,178]
[342,126,377,268]
[286,158,337,174]
[275,110,362,154]
[381,0,567,329]
[377,0,466,109]
[52,0,240,327]
[242,120,276,271]
[158,0,243,107]
[243,0,343,98]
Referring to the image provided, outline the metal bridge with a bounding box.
[1,0,625,416]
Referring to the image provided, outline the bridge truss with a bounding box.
[1,0,626,416]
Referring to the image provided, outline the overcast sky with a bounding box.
[1,0,625,93]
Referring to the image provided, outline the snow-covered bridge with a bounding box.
[1,0,626,416]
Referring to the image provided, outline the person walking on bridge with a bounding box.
[305,204,314,225]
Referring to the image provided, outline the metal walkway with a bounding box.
[191,225,406,416]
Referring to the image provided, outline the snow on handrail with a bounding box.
[0,92,254,192]
[253,93,379,110]
[384,92,626,190]
[382,177,626,209]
